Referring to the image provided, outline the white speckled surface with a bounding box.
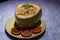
[0,0,60,40]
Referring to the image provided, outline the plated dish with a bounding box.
[5,3,45,39]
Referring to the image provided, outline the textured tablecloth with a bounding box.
[0,0,60,40]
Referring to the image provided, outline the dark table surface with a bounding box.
[0,0,60,40]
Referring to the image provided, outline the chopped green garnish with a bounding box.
[23,4,32,9]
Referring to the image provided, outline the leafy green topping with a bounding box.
[23,4,32,9]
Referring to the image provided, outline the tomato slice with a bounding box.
[21,30,32,37]
[32,25,42,34]
[11,27,20,35]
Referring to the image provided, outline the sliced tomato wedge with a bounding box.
[11,27,20,35]
[21,30,32,37]
[31,25,42,34]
